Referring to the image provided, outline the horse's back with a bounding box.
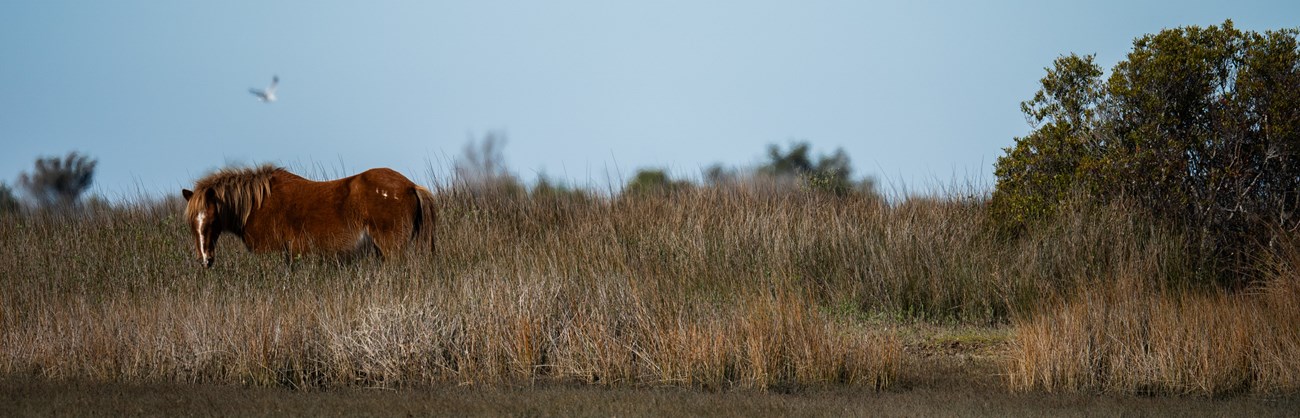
[355,167,413,186]
[347,168,419,203]
[243,167,424,256]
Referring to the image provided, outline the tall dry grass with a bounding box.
[0,187,906,389]
[0,183,1223,391]
[1007,241,1300,396]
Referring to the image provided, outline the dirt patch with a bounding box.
[890,322,1012,392]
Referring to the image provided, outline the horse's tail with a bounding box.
[413,186,438,255]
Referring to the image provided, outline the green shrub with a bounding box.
[625,168,690,196]
[992,21,1300,283]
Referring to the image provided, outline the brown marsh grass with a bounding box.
[0,184,1275,396]
[1007,241,1300,396]
[0,187,906,390]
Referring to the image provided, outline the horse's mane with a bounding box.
[186,165,283,227]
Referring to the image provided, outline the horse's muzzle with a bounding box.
[202,256,214,268]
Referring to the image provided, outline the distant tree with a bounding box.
[760,141,855,195]
[0,182,19,214]
[702,163,737,187]
[761,142,816,176]
[19,152,97,211]
[625,168,690,196]
[532,173,589,201]
[454,131,522,196]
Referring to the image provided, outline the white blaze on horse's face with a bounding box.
[190,203,219,268]
[183,187,220,268]
[196,212,209,264]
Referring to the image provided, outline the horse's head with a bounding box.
[182,188,221,268]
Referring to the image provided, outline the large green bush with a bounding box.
[993,21,1300,282]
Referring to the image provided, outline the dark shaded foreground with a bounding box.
[2,380,1297,418]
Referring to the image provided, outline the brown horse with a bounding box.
[181,165,436,268]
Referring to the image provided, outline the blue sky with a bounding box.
[2,1,1297,200]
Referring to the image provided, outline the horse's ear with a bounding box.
[182,189,194,201]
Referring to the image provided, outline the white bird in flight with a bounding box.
[249,75,279,103]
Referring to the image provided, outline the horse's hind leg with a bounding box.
[369,229,404,263]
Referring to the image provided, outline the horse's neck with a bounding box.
[218,210,245,237]
[275,170,308,184]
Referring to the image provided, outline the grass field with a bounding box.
[2,182,1298,412]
